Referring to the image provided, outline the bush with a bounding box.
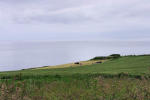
[90,56,107,60]
[90,55,119,60]
[109,54,121,59]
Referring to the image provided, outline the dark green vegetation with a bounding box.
[0,55,150,100]
[90,54,121,60]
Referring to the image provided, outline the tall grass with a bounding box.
[1,74,150,100]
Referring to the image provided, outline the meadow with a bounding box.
[0,55,150,100]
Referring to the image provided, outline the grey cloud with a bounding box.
[11,1,150,24]
[0,0,150,41]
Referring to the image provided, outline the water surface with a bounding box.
[0,41,150,71]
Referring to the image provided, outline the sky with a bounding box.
[0,0,150,41]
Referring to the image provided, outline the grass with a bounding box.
[1,55,150,76]
[36,59,106,69]
[1,75,150,100]
[0,55,150,100]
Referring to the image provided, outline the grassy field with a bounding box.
[36,59,106,69]
[1,55,150,76]
[0,55,150,100]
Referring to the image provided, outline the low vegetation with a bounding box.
[90,54,121,60]
[0,54,150,100]
[36,59,106,69]
[1,75,150,100]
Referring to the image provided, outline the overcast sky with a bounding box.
[0,0,150,41]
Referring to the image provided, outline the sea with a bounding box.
[0,41,150,71]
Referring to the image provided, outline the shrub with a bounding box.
[90,56,107,60]
[109,54,121,59]
[90,55,118,60]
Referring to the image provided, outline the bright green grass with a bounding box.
[0,55,150,100]
[1,55,150,77]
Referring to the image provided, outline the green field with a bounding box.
[0,55,150,100]
[1,55,150,76]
